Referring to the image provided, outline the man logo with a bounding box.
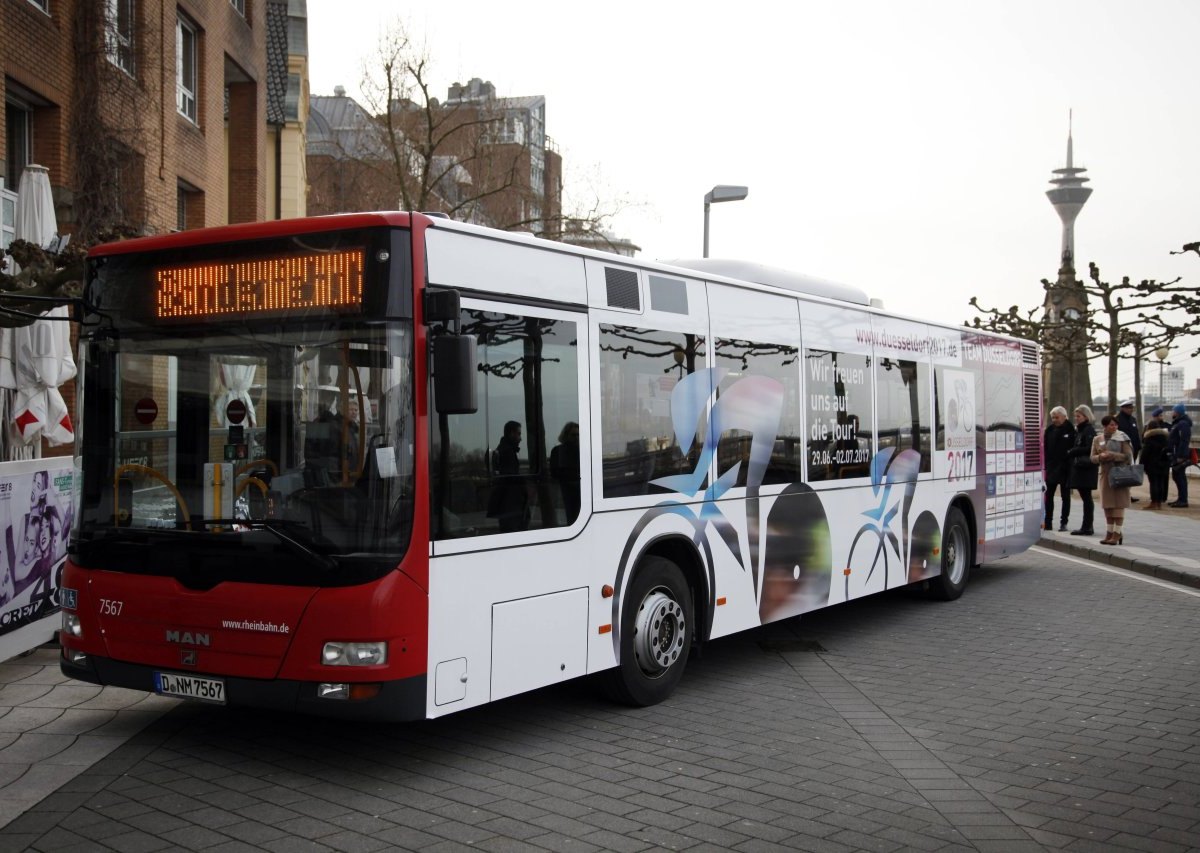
[165,630,210,646]
[181,649,197,666]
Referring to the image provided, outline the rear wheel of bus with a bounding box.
[929,506,971,601]
[602,556,693,706]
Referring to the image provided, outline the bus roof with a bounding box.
[87,212,414,258]
[85,211,1032,351]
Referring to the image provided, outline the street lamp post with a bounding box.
[703,185,748,258]
[1156,345,1170,406]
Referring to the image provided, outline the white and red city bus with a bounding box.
[60,212,1042,719]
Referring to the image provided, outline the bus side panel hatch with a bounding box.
[491,588,588,702]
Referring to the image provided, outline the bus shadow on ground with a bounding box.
[144,566,1020,749]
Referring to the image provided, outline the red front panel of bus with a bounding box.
[62,559,429,682]
[63,212,437,692]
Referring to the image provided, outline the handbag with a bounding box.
[1108,464,1144,488]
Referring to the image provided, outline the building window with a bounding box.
[5,101,32,196]
[1,184,15,252]
[176,14,198,123]
[26,0,50,13]
[284,74,301,121]
[230,0,245,15]
[106,0,135,76]
[2,98,28,252]
[176,182,202,231]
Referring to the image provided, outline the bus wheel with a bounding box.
[929,507,971,601]
[602,556,693,706]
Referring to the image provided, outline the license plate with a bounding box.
[154,671,226,704]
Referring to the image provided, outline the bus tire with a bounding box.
[602,556,693,707]
[928,507,971,601]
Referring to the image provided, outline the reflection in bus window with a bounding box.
[95,325,415,557]
[875,357,932,472]
[804,350,873,482]
[431,309,579,539]
[599,326,706,498]
[715,338,801,486]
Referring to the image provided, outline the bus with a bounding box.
[59,212,1042,719]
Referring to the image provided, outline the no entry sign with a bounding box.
[225,399,248,425]
[134,398,158,425]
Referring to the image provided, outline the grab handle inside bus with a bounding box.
[424,289,478,415]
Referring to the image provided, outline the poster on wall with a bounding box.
[0,458,73,662]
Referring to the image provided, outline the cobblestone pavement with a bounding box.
[0,653,176,832]
[3,546,1198,852]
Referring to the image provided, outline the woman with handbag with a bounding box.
[1066,405,1098,536]
[1092,414,1134,545]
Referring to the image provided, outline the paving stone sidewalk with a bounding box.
[1038,476,1200,588]
[0,479,1196,845]
[4,548,1199,853]
[0,648,177,830]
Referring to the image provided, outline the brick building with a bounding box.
[307,77,563,237]
[2,0,308,245]
[2,0,309,459]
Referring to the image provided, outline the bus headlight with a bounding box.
[321,641,387,666]
[62,612,83,638]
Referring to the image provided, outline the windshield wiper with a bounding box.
[199,518,338,572]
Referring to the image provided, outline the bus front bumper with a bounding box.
[61,652,427,721]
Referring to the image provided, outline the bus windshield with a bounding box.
[72,318,415,586]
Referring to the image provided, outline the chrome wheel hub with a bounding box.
[946,526,966,584]
[633,590,686,677]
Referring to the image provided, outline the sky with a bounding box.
[307,0,1200,404]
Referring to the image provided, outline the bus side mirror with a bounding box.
[433,334,477,415]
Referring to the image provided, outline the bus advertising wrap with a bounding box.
[0,458,72,661]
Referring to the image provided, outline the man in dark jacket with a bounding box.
[1168,403,1193,508]
[1116,400,1142,503]
[1116,400,1142,459]
[1042,405,1075,530]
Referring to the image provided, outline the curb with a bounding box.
[1038,534,1200,590]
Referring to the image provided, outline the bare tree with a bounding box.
[70,2,150,241]
[968,248,1200,410]
[349,21,626,240]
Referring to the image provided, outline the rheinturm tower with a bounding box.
[1043,113,1093,413]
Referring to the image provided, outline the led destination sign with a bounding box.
[155,248,365,319]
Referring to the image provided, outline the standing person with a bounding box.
[1141,406,1170,509]
[549,421,581,524]
[1116,399,1142,460]
[1116,400,1142,503]
[1092,414,1134,545]
[1065,405,1098,536]
[1168,403,1193,508]
[1042,406,1075,531]
[488,420,529,531]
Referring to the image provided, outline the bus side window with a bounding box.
[597,325,706,499]
[876,357,932,473]
[714,338,802,486]
[431,308,580,540]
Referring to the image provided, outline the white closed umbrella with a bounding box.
[4,165,75,458]
[14,165,55,250]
